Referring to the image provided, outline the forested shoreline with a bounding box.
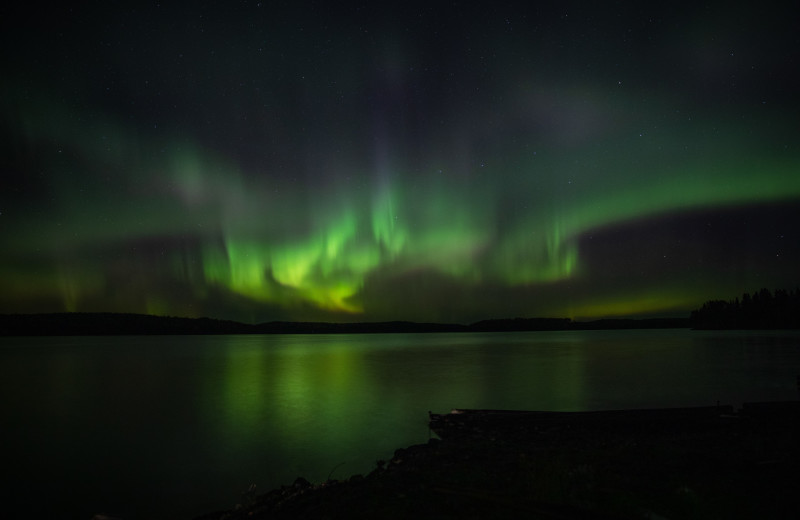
[2,287,799,335]
[0,313,688,336]
[690,288,800,329]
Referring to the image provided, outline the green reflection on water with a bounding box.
[5,331,800,520]
[213,332,589,461]
[214,335,383,462]
[221,344,268,432]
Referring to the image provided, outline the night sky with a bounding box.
[2,2,799,324]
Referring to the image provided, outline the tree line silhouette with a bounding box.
[3,289,799,335]
[0,313,690,336]
[690,288,800,329]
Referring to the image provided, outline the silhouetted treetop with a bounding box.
[691,287,800,329]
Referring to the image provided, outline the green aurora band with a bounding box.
[2,87,798,323]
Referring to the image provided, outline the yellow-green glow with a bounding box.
[561,292,702,321]
[206,209,377,313]
[4,53,800,322]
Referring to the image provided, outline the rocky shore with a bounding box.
[196,403,799,519]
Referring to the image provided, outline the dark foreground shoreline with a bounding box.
[195,402,800,520]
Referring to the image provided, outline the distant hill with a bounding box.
[0,312,252,336]
[0,313,691,336]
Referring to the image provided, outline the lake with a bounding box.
[2,329,799,519]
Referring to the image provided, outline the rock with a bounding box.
[292,477,311,490]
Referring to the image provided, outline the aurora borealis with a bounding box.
[1,2,799,323]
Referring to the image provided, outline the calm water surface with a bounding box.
[2,329,799,519]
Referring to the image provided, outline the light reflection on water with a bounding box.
[1,330,799,519]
